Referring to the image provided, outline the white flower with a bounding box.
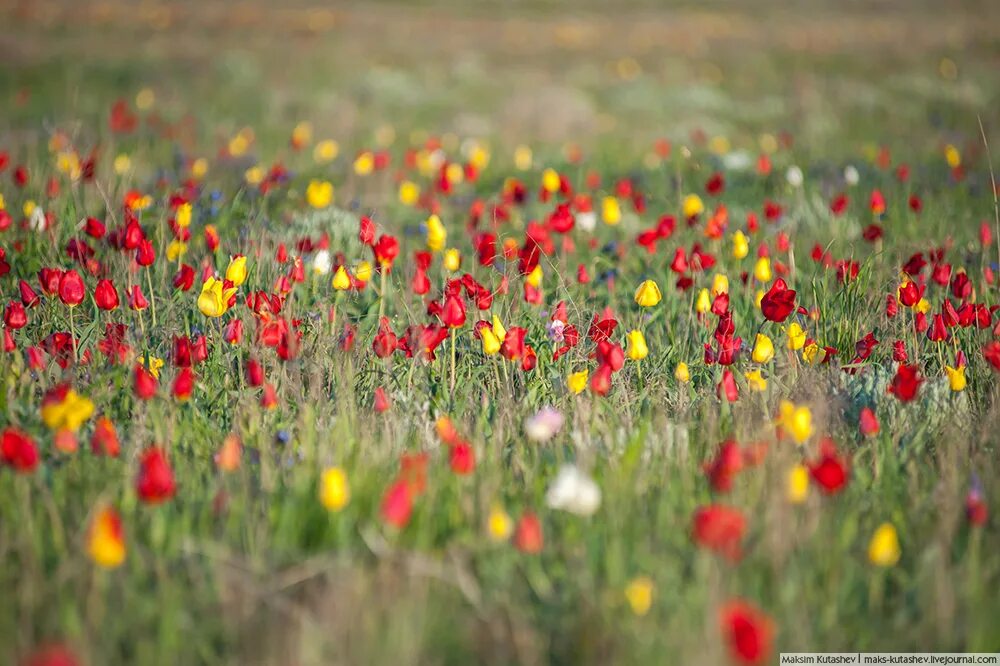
[785,166,804,188]
[29,207,47,232]
[576,211,597,232]
[844,165,860,186]
[722,151,752,171]
[525,407,564,442]
[545,465,601,516]
[312,249,331,275]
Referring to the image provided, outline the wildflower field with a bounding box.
[1,1,1000,664]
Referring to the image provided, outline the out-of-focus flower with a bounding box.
[787,464,809,504]
[624,576,655,616]
[545,465,601,516]
[719,599,774,665]
[41,386,94,433]
[525,407,564,442]
[786,165,804,187]
[319,467,350,512]
[306,179,333,208]
[775,400,812,444]
[567,370,589,395]
[87,505,126,568]
[675,362,691,383]
[487,504,513,541]
[868,522,901,567]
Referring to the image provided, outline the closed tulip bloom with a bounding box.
[332,266,351,290]
[87,506,126,568]
[4,301,27,328]
[94,279,119,310]
[868,522,901,567]
[306,179,333,208]
[58,269,85,306]
[776,400,812,443]
[682,193,704,218]
[443,248,461,272]
[634,279,662,307]
[425,214,446,251]
[481,327,501,355]
[487,504,514,541]
[625,577,655,617]
[753,257,772,282]
[225,255,248,286]
[674,362,691,383]
[626,329,648,360]
[319,466,350,511]
[732,230,749,259]
[787,464,810,504]
[136,447,176,504]
[751,333,774,363]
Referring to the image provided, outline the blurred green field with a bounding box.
[1,1,1000,665]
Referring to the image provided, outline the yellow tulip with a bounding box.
[785,322,806,350]
[355,261,373,283]
[314,139,340,163]
[399,180,420,205]
[744,369,767,392]
[166,239,187,262]
[541,167,560,193]
[711,274,729,298]
[868,523,901,567]
[445,162,464,186]
[674,362,690,383]
[443,248,461,272]
[627,330,648,361]
[787,464,810,504]
[682,193,704,218]
[915,298,931,314]
[624,577,655,617]
[225,255,248,287]
[332,266,351,291]
[602,196,622,225]
[695,288,711,314]
[732,230,749,259]
[634,279,662,307]
[292,121,312,147]
[802,342,826,365]
[113,154,131,175]
[751,333,774,363]
[175,202,192,228]
[526,265,543,288]
[945,366,966,392]
[198,277,237,318]
[492,315,507,342]
[754,257,772,282]
[777,400,813,444]
[945,144,961,168]
[244,166,264,186]
[488,504,514,541]
[319,467,350,512]
[306,179,333,208]
[426,214,447,251]
[481,328,501,355]
[567,370,589,395]
[353,151,374,176]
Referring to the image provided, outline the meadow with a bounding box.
[1,1,1000,664]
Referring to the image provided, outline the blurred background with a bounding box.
[1,0,998,158]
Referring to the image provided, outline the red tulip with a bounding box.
[719,600,774,665]
[691,504,745,561]
[58,270,86,307]
[703,440,744,493]
[19,280,40,307]
[172,367,195,401]
[513,512,543,554]
[373,386,391,413]
[449,441,475,475]
[94,279,119,310]
[808,439,850,494]
[759,278,795,322]
[133,364,158,400]
[125,285,149,311]
[590,363,613,396]
[4,301,27,329]
[888,364,922,402]
[372,317,398,358]
[381,479,413,528]
[983,341,1000,371]
[718,369,739,402]
[136,447,176,504]
[246,359,265,386]
[39,268,63,295]
[441,294,466,328]
[859,407,879,437]
[1,427,39,473]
